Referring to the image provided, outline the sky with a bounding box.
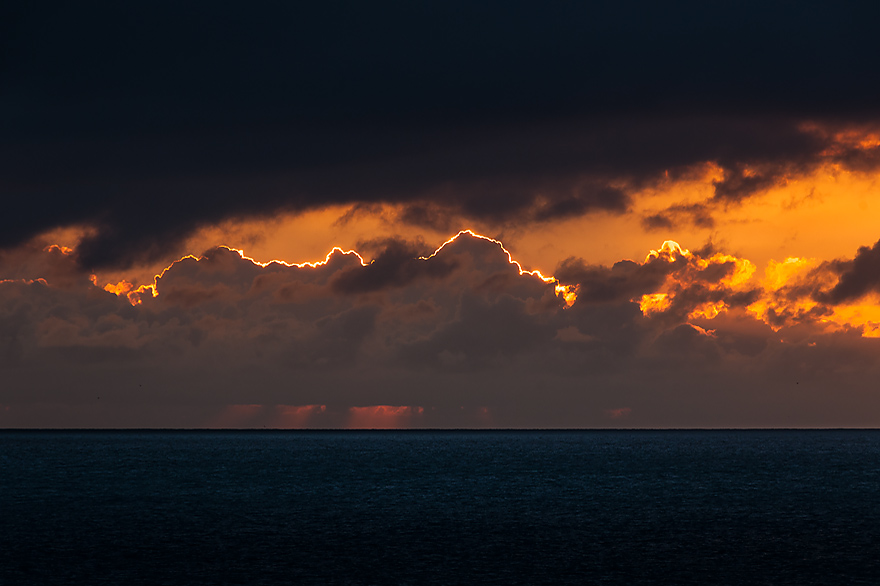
[3,1,880,428]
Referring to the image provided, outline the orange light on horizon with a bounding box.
[604,407,632,419]
[271,404,328,428]
[205,404,331,428]
[206,404,264,428]
[347,405,425,429]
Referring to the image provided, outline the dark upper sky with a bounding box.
[3,1,880,269]
[6,1,880,132]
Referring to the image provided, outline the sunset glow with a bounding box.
[5,1,880,429]
[10,9,880,586]
[347,406,425,429]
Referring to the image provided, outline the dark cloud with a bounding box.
[650,324,722,364]
[554,258,677,305]
[331,237,457,294]
[834,143,880,174]
[399,293,555,371]
[554,243,760,313]
[823,238,880,304]
[642,202,715,231]
[0,232,568,409]
[3,2,880,267]
[712,166,786,202]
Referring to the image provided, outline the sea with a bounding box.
[2,430,879,585]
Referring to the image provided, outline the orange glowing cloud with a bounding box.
[633,238,880,338]
[639,292,671,315]
[739,254,880,337]
[103,279,135,297]
[44,244,75,256]
[745,257,827,331]
[635,240,757,322]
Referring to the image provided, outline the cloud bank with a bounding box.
[3,231,880,428]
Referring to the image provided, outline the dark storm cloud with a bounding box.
[4,1,880,268]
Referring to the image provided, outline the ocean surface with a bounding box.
[2,430,879,585]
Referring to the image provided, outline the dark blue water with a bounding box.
[2,430,879,585]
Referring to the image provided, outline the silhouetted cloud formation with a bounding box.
[824,239,880,304]
[5,232,880,427]
[331,237,458,294]
[555,256,682,305]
